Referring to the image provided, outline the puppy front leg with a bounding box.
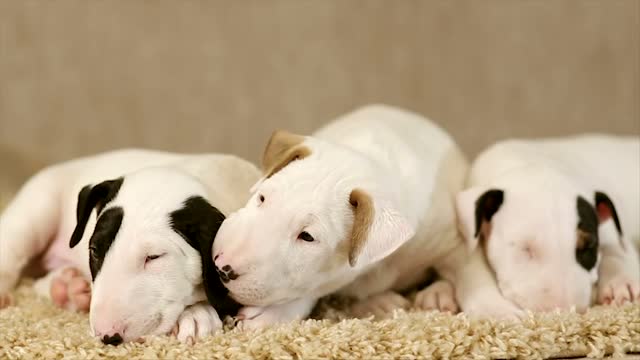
[237,297,317,331]
[442,247,523,320]
[597,229,640,305]
[0,169,62,307]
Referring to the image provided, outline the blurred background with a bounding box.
[0,1,638,193]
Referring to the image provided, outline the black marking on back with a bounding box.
[88,207,124,280]
[576,196,599,271]
[474,189,504,238]
[595,191,623,236]
[169,196,242,318]
[69,178,124,248]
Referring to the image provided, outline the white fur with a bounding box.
[455,135,640,316]
[213,105,470,328]
[0,149,260,342]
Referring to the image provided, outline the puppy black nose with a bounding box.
[216,264,239,283]
[102,333,123,346]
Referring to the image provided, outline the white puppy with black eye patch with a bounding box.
[454,135,640,317]
[213,105,470,328]
[0,149,260,344]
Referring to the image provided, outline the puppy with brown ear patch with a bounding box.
[212,105,470,329]
[454,135,640,318]
[0,149,260,344]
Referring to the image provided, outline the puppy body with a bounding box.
[313,108,469,298]
[0,149,260,342]
[213,105,469,327]
[455,135,640,316]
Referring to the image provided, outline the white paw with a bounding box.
[598,276,640,306]
[49,267,91,312]
[0,271,19,309]
[0,293,13,309]
[236,306,277,331]
[414,279,459,313]
[350,291,410,319]
[171,303,222,344]
[461,293,523,320]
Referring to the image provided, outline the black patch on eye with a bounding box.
[69,178,124,248]
[576,196,599,271]
[88,207,124,280]
[169,196,242,318]
[474,189,504,238]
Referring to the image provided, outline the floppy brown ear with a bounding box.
[348,188,415,267]
[262,130,311,178]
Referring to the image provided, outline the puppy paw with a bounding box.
[50,267,91,312]
[598,276,640,306]
[462,296,523,320]
[0,271,19,309]
[171,302,222,344]
[414,279,459,313]
[0,293,14,309]
[350,291,410,319]
[236,306,275,331]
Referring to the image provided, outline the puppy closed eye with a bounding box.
[144,253,166,266]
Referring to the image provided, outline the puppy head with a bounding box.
[456,182,622,312]
[69,167,236,343]
[212,130,415,306]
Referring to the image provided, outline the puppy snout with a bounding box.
[94,317,127,345]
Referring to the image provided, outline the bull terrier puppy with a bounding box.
[454,135,640,317]
[212,105,470,329]
[0,149,260,344]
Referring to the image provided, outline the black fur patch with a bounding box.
[474,189,504,238]
[169,196,242,318]
[575,196,599,271]
[595,191,623,235]
[88,207,124,280]
[69,178,124,248]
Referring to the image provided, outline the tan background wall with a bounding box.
[0,1,638,189]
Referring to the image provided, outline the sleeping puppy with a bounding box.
[212,105,470,328]
[454,135,640,317]
[0,149,260,344]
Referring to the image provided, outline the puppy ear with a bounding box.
[347,188,415,267]
[455,187,504,251]
[594,191,625,250]
[169,196,242,318]
[594,191,623,235]
[262,130,311,178]
[69,178,123,248]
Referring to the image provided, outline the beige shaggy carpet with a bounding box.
[1,195,639,359]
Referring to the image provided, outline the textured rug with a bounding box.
[1,197,639,359]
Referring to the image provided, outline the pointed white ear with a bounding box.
[455,186,504,252]
[348,188,415,268]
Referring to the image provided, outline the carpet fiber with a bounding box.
[1,282,639,359]
[1,198,639,359]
